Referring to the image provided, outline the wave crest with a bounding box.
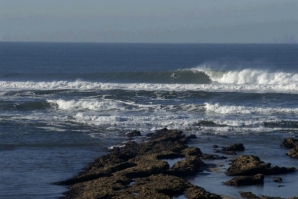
[192,66,298,85]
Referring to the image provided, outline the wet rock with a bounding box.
[282,138,298,159]
[213,145,219,148]
[240,191,298,199]
[214,143,244,155]
[222,143,245,151]
[57,129,220,199]
[126,130,141,137]
[273,177,283,183]
[266,165,297,175]
[167,156,205,176]
[187,134,197,140]
[223,174,264,186]
[226,155,296,176]
[282,138,298,148]
[200,154,227,160]
[288,146,298,159]
[182,147,203,156]
[240,191,260,199]
[215,149,237,155]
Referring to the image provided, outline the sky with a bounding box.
[0,0,297,43]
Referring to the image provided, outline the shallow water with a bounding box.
[187,132,298,198]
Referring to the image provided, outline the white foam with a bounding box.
[47,99,125,111]
[192,66,298,85]
[205,103,298,115]
[1,80,298,94]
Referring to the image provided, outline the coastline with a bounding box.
[56,129,298,199]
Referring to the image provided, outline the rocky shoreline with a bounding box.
[56,129,298,199]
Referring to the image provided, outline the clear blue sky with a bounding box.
[1,0,297,43]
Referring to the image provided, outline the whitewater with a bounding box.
[1,42,298,198]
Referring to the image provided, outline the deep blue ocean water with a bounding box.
[1,42,298,198]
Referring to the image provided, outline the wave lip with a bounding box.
[192,66,298,85]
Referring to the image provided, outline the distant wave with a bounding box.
[1,80,298,93]
[0,70,211,84]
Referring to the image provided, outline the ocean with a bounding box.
[1,42,298,198]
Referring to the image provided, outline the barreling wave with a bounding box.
[192,66,298,85]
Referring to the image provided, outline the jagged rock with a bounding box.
[200,154,227,160]
[273,177,283,183]
[215,149,237,155]
[126,130,141,137]
[281,138,298,159]
[222,143,245,151]
[182,147,203,156]
[167,156,205,176]
[223,174,264,186]
[57,129,220,199]
[214,143,245,156]
[282,138,298,148]
[240,191,298,199]
[240,191,260,199]
[288,146,298,159]
[226,155,296,176]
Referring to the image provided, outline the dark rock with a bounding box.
[213,145,219,148]
[57,129,220,199]
[239,191,291,199]
[200,154,227,160]
[126,130,141,137]
[273,177,283,183]
[288,146,298,159]
[223,174,264,186]
[167,156,205,176]
[282,138,298,148]
[215,149,237,155]
[146,132,153,137]
[226,155,296,176]
[187,134,197,140]
[240,191,259,199]
[281,138,298,159]
[222,143,245,151]
[265,165,297,175]
[182,147,203,156]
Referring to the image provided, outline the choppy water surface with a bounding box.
[1,42,298,198]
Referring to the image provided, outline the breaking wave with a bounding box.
[1,80,298,94]
[192,66,298,85]
[204,103,298,115]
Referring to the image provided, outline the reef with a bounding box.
[56,129,298,199]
